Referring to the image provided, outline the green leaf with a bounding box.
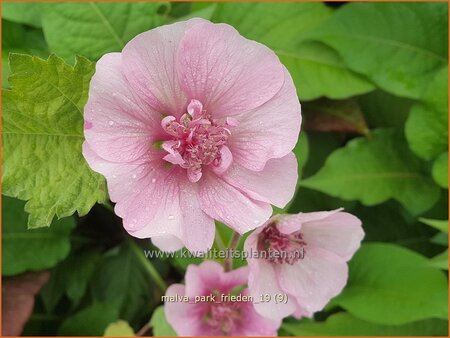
[429,250,448,270]
[277,42,374,101]
[40,248,102,312]
[301,129,440,214]
[149,306,177,336]
[2,196,75,276]
[294,132,309,180]
[41,2,169,61]
[2,53,106,228]
[90,242,158,323]
[2,20,49,88]
[2,2,42,28]
[282,313,448,336]
[311,2,448,99]
[212,3,373,101]
[432,153,448,188]
[331,243,448,325]
[58,302,119,336]
[358,90,413,129]
[302,98,368,135]
[419,218,448,233]
[356,201,442,256]
[405,67,448,161]
[432,232,448,246]
[104,320,135,337]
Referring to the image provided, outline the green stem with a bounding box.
[224,232,241,271]
[214,228,226,252]
[128,239,168,292]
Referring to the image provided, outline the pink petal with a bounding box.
[211,145,233,176]
[302,212,364,261]
[163,152,185,166]
[151,235,184,252]
[187,99,203,119]
[121,19,203,116]
[177,21,284,117]
[179,180,215,253]
[164,284,207,336]
[276,246,348,315]
[228,67,301,171]
[199,172,273,234]
[223,152,297,208]
[83,143,214,253]
[276,209,344,235]
[184,261,225,297]
[245,233,297,320]
[84,53,163,163]
[239,300,282,336]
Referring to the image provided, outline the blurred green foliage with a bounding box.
[1,1,448,336]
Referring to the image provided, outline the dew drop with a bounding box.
[108,120,114,126]
[168,214,175,220]
[151,178,156,183]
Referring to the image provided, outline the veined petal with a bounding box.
[177,21,284,118]
[228,67,301,171]
[223,152,297,208]
[199,172,273,234]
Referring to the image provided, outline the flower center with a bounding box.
[160,99,236,183]
[257,223,306,264]
[204,300,242,335]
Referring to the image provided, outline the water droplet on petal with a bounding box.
[168,214,174,220]
[108,120,114,126]
[151,178,156,183]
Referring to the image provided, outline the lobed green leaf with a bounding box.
[301,129,440,215]
[2,53,106,228]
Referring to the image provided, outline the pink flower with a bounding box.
[82,19,301,252]
[245,209,364,321]
[164,261,280,336]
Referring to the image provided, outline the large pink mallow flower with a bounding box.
[164,261,280,336]
[245,209,364,321]
[82,18,301,253]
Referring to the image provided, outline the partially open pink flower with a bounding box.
[82,19,301,252]
[164,261,280,336]
[245,209,364,321]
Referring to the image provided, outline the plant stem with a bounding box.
[136,323,150,336]
[214,228,226,252]
[224,232,241,271]
[128,239,168,292]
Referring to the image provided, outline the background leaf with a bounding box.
[212,2,374,100]
[1,2,42,28]
[2,20,48,87]
[89,242,159,324]
[330,243,448,325]
[302,98,368,134]
[58,302,119,336]
[282,313,448,336]
[2,196,75,276]
[432,152,448,188]
[301,129,440,214]
[41,2,169,61]
[311,2,448,99]
[2,54,106,228]
[104,320,135,337]
[149,306,177,336]
[405,66,448,161]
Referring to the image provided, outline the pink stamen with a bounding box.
[257,223,307,265]
[204,300,243,334]
[160,99,236,182]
